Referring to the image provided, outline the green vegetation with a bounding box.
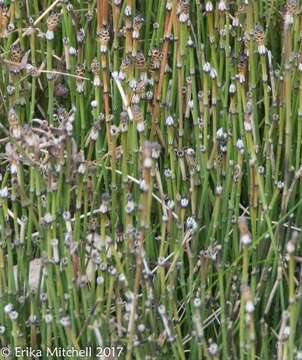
[0,0,302,359]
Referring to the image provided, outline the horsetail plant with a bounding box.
[0,0,302,359]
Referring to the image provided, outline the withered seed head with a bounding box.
[75,64,86,77]
[77,28,85,44]
[283,1,296,27]
[177,0,190,23]
[120,56,132,72]
[135,80,146,94]
[8,108,19,129]
[10,44,21,63]
[0,7,9,38]
[132,105,144,123]
[75,64,86,93]
[90,58,101,75]
[150,48,162,70]
[254,25,264,44]
[47,13,60,32]
[133,51,146,71]
[238,53,247,73]
[133,15,144,32]
[120,116,128,133]
[237,53,247,83]
[285,0,297,14]
[97,27,110,42]
[254,25,266,54]
[97,27,110,53]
